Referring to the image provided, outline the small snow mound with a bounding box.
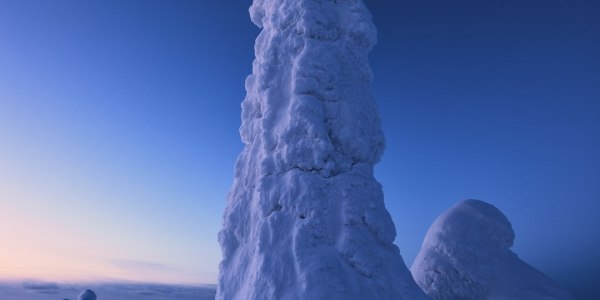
[77,289,97,300]
[427,199,514,251]
[411,199,574,300]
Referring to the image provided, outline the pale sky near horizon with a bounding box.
[0,0,599,298]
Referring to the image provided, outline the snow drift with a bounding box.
[217,0,427,299]
[411,199,574,300]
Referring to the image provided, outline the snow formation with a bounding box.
[217,0,427,299]
[411,199,574,300]
[77,289,97,300]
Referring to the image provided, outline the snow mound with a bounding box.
[217,0,428,299]
[77,289,97,300]
[411,199,574,300]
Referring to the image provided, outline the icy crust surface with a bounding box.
[217,0,427,299]
[411,199,574,300]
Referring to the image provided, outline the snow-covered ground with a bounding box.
[0,282,215,300]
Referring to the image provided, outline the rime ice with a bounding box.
[411,199,574,300]
[217,0,427,299]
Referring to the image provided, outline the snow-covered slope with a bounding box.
[217,0,427,299]
[411,199,574,300]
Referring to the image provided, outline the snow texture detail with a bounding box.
[411,199,574,300]
[217,0,428,299]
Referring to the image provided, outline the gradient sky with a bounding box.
[0,0,598,298]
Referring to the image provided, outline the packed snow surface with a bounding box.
[217,0,427,299]
[411,199,574,300]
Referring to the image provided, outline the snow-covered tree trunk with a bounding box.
[217,0,427,299]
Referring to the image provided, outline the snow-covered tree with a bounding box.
[412,199,574,300]
[217,0,427,299]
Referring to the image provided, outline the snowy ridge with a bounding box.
[411,199,574,300]
[217,0,427,299]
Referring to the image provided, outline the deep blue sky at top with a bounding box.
[0,0,598,298]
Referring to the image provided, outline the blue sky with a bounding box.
[367,1,599,298]
[0,0,598,298]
